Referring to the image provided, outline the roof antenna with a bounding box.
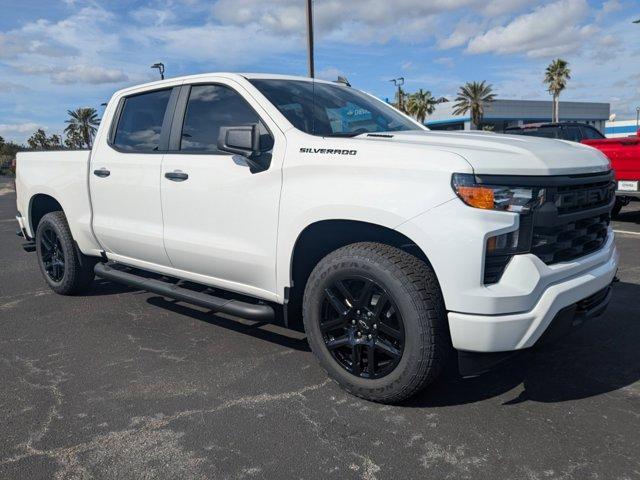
[335,76,351,87]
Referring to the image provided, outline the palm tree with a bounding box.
[543,58,571,123]
[406,89,437,124]
[64,108,100,148]
[452,81,496,129]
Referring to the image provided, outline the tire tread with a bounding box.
[303,241,449,403]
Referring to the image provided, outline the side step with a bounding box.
[94,263,275,322]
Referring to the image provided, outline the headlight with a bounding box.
[451,173,545,214]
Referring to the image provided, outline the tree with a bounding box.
[64,124,87,149]
[452,81,496,129]
[27,129,62,150]
[406,89,437,124]
[544,58,571,123]
[64,107,100,148]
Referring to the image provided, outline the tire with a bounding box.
[303,242,449,403]
[612,198,623,218]
[35,211,97,295]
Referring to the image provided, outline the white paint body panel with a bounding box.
[160,76,286,300]
[15,150,102,255]
[14,72,617,353]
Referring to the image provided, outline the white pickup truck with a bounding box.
[15,73,619,403]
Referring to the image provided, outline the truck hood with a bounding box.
[362,130,611,176]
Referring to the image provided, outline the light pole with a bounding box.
[151,62,165,80]
[306,0,314,78]
[636,107,640,128]
[390,77,405,111]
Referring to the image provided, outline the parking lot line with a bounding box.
[613,229,640,236]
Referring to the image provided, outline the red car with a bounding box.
[504,122,640,215]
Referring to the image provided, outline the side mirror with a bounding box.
[218,124,260,158]
[217,124,267,173]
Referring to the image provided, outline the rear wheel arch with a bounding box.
[29,194,63,234]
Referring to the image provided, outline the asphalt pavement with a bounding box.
[0,176,639,480]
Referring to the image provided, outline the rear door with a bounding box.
[160,80,284,299]
[90,87,179,265]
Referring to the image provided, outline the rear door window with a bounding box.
[113,89,172,152]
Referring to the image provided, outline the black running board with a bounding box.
[94,263,274,322]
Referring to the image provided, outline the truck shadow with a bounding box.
[404,280,640,407]
[141,280,639,407]
[145,295,311,352]
[614,203,640,225]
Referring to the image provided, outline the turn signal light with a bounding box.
[456,186,495,210]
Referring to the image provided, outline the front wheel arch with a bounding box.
[286,219,433,330]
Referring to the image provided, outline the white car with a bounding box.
[15,73,618,402]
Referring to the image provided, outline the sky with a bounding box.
[0,0,638,144]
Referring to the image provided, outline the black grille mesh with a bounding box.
[531,213,610,264]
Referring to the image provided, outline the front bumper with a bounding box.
[457,284,613,376]
[447,233,618,352]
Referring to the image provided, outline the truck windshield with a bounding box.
[249,79,420,137]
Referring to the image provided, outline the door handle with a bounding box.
[165,171,189,182]
[93,168,110,178]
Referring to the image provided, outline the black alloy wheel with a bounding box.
[35,211,97,295]
[303,242,450,403]
[39,226,65,282]
[320,276,405,379]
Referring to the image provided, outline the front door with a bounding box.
[90,87,177,266]
[160,81,284,299]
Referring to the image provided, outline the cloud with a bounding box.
[0,122,42,135]
[211,0,475,43]
[0,81,29,93]
[151,23,299,67]
[466,0,595,57]
[434,57,455,69]
[438,20,482,49]
[131,7,176,26]
[482,0,531,16]
[0,32,77,59]
[316,66,343,81]
[51,65,129,85]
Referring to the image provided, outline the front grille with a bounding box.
[555,180,614,214]
[482,171,614,284]
[531,212,610,264]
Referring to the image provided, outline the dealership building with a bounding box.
[425,99,610,134]
[604,119,640,138]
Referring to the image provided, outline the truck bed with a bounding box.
[15,150,101,254]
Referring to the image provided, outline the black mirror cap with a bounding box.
[217,124,260,158]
